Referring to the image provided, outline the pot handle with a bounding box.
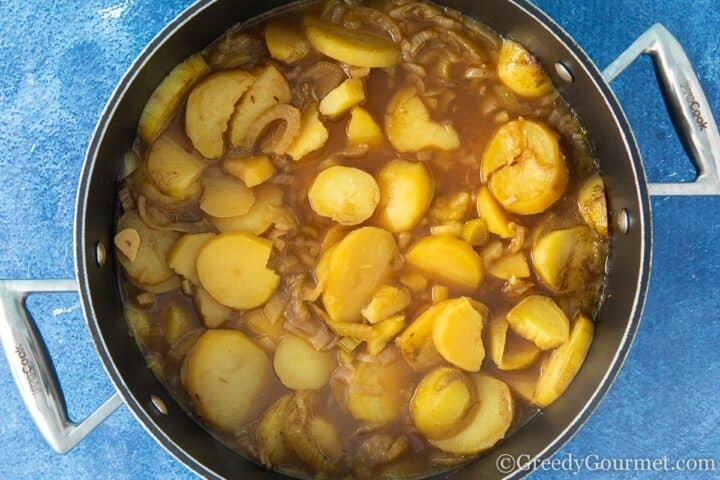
[603,23,720,196]
[0,279,123,453]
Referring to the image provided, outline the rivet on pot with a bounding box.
[618,208,630,234]
[151,394,168,415]
[95,242,106,267]
[555,62,574,83]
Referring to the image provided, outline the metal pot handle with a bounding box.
[603,23,720,196]
[0,279,123,453]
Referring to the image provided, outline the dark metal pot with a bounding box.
[2,0,719,478]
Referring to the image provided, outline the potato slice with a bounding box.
[411,367,476,440]
[138,54,208,143]
[322,227,398,322]
[429,375,513,455]
[482,119,568,215]
[534,314,594,407]
[432,297,485,372]
[210,184,283,235]
[395,302,443,371]
[182,329,273,431]
[320,225,348,252]
[147,136,206,199]
[223,155,275,188]
[273,335,336,390]
[376,159,433,233]
[479,239,504,269]
[431,192,471,223]
[286,103,329,161]
[361,285,411,324]
[304,16,401,67]
[117,211,179,285]
[319,78,365,119]
[405,235,484,289]
[497,39,552,97]
[531,226,601,293]
[308,166,380,225]
[488,316,541,371]
[577,175,608,238]
[167,233,216,284]
[165,303,194,345]
[506,295,569,350]
[199,174,255,218]
[346,357,413,425]
[257,394,292,468]
[367,315,406,355]
[488,252,531,280]
[229,64,291,147]
[196,232,280,309]
[496,367,540,403]
[461,218,489,247]
[192,287,231,328]
[347,106,383,146]
[265,20,310,64]
[476,186,513,238]
[386,87,460,153]
[186,70,256,158]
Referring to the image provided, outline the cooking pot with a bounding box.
[1,0,719,478]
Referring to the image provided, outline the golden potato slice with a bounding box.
[194,287,232,328]
[395,302,443,371]
[257,394,292,468]
[534,314,594,407]
[273,335,336,390]
[346,357,414,425]
[411,367,476,440]
[385,87,460,153]
[487,316,541,371]
[531,226,601,293]
[405,235,484,289]
[308,166,380,225]
[347,106,383,146]
[286,103,329,161]
[376,159,434,233]
[431,285,449,304]
[488,252,531,280]
[186,70,256,158]
[496,365,541,403]
[182,329,273,431]
[210,184,283,235]
[461,218,489,247]
[482,119,568,215]
[199,174,255,218]
[431,192,471,223]
[229,64,291,147]
[322,227,398,322]
[223,155,275,187]
[429,375,513,455]
[265,20,310,64]
[361,285,411,324]
[506,295,569,350]
[304,16,401,67]
[138,54,208,143]
[497,39,552,97]
[117,211,179,285]
[476,186,513,238]
[165,303,195,345]
[146,136,206,199]
[432,297,485,372]
[320,225,348,252]
[196,232,280,309]
[167,233,216,284]
[319,78,365,119]
[577,175,608,238]
[366,315,406,355]
[479,239,504,269]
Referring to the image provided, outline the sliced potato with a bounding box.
[167,233,215,284]
[411,367,476,440]
[482,119,567,215]
[461,218,489,247]
[186,70,255,158]
[194,287,232,328]
[531,226,601,293]
[273,335,336,390]
[367,315,406,356]
[196,232,280,309]
[488,252,531,280]
[322,227,398,322]
[229,64,291,147]
[117,211,179,285]
[346,357,413,425]
[534,314,594,407]
[265,20,310,64]
[309,166,380,225]
[138,54,208,143]
[257,394,292,468]
[497,39,552,97]
[199,174,255,218]
[376,159,434,233]
[347,106,383,146]
[479,239,504,268]
[361,285,411,324]
[223,155,275,188]
[476,186,513,238]
[577,175,608,237]
[399,271,429,293]
[431,285,448,304]
[488,316,541,370]
[182,329,273,431]
[286,103,329,161]
[304,16,401,67]
[506,295,569,350]
[386,87,460,153]
[319,78,365,119]
[432,297,485,372]
[496,366,540,403]
[320,225,348,252]
[165,303,195,345]
[431,192,471,223]
[429,375,513,455]
[210,184,283,235]
[395,301,443,371]
[146,136,206,199]
[406,235,484,289]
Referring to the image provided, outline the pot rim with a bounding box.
[75,1,652,478]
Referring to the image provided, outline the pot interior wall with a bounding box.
[78,0,650,478]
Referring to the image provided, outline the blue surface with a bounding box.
[0,0,718,478]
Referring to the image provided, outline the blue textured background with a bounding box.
[0,0,718,478]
